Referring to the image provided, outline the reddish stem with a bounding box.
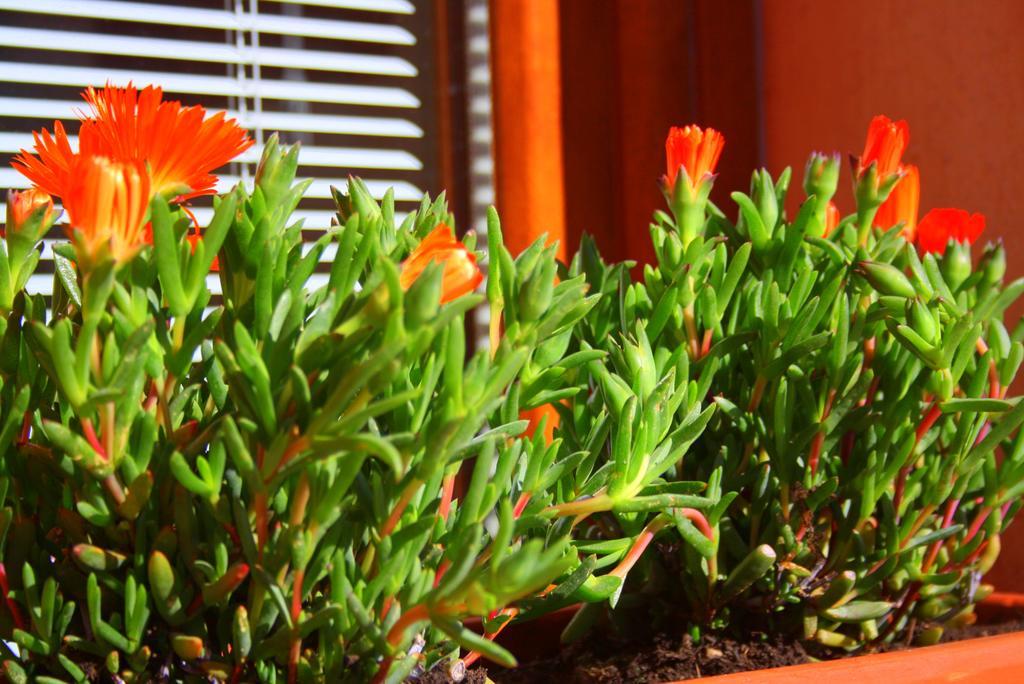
[610,509,713,580]
[222,522,241,547]
[291,569,304,622]
[900,505,936,550]
[513,492,532,519]
[287,638,300,684]
[380,596,394,620]
[915,402,943,442]
[840,430,855,465]
[865,375,881,406]
[963,506,992,544]
[254,493,269,559]
[941,538,989,574]
[17,413,30,445]
[171,419,199,448]
[977,338,1003,399]
[438,473,456,522]
[876,584,920,643]
[683,306,700,359]
[808,388,837,477]
[186,592,204,616]
[679,508,715,541]
[975,422,991,446]
[843,340,881,465]
[372,657,393,684]
[384,603,430,649]
[807,432,826,478]
[700,329,713,358]
[288,568,305,684]
[923,498,960,572]
[895,402,943,512]
[463,584,556,668]
[273,433,309,480]
[462,608,519,668]
[143,379,159,412]
[433,560,451,588]
[0,563,24,630]
[610,520,668,580]
[748,375,767,412]
[381,480,420,539]
[989,361,1002,399]
[81,418,107,460]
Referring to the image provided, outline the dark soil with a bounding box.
[418,666,489,684]
[483,612,1024,683]
[943,615,1024,642]
[490,629,807,683]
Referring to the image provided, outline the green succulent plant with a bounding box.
[0,137,596,682]
[548,122,1024,652]
[3,89,1023,684]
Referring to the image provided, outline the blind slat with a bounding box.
[0,169,424,202]
[0,133,424,171]
[0,0,417,45]
[269,0,415,13]
[0,27,418,77]
[0,62,421,108]
[0,98,424,138]
[0,206,346,233]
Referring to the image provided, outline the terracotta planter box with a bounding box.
[688,628,1024,683]
[481,593,1024,682]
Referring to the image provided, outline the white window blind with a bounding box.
[0,0,455,296]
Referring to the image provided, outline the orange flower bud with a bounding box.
[7,187,54,233]
[665,125,725,191]
[63,156,151,266]
[521,404,559,445]
[399,224,483,304]
[824,201,840,237]
[858,115,909,181]
[181,207,219,272]
[874,164,920,241]
[915,208,985,255]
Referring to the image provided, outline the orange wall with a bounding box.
[762,0,1024,258]
[489,0,567,259]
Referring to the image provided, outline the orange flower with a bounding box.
[8,187,54,230]
[13,84,252,203]
[665,125,725,190]
[874,163,920,240]
[80,84,253,199]
[915,208,985,255]
[63,156,151,265]
[399,224,483,304]
[11,121,77,199]
[858,115,909,180]
[824,201,840,237]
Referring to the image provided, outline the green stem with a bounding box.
[172,315,186,353]
[675,199,705,247]
[544,493,612,519]
[856,204,880,246]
